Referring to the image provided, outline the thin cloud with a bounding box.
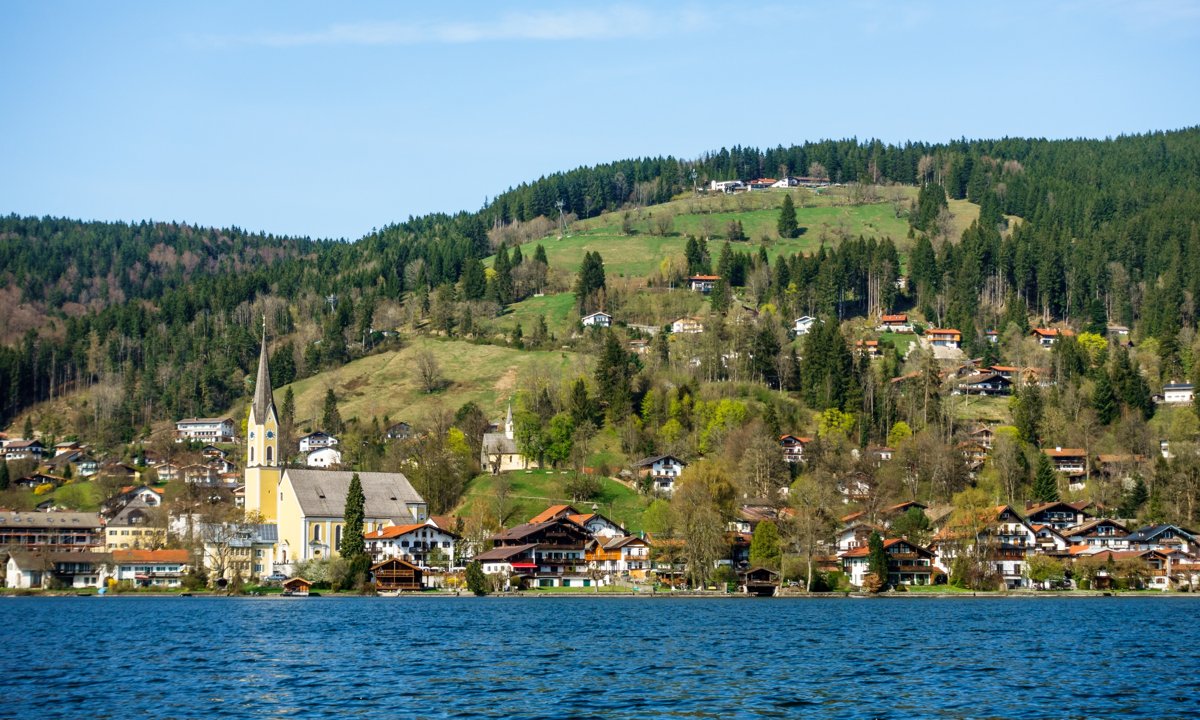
[198,6,712,48]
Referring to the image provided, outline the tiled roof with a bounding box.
[529,505,577,524]
[112,549,189,564]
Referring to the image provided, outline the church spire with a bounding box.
[253,316,276,423]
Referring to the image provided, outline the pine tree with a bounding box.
[777,194,799,238]
[1033,452,1060,503]
[534,244,548,265]
[341,472,366,560]
[568,378,594,426]
[23,416,33,441]
[461,258,487,301]
[867,531,889,587]
[0,460,9,491]
[710,279,731,313]
[322,388,343,435]
[594,330,634,424]
[1093,372,1118,425]
[465,561,489,595]
[1119,475,1149,519]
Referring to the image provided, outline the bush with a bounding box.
[711,565,738,592]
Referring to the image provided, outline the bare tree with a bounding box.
[415,349,443,393]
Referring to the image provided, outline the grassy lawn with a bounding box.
[279,337,589,430]
[952,394,1012,424]
[902,584,979,594]
[489,291,579,338]
[878,332,916,356]
[456,469,649,532]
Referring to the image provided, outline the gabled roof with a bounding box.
[925,328,961,336]
[529,505,579,523]
[1025,501,1092,518]
[841,538,933,558]
[1044,447,1087,458]
[1032,327,1074,338]
[880,313,908,323]
[779,434,813,444]
[474,543,538,561]
[1062,518,1128,538]
[283,469,423,519]
[633,454,685,468]
[688,275,721,281]
[1125,524,1198,543]
[363,521,459,540]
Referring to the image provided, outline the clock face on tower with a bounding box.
[249,431,255,440]
[267,430,275,439]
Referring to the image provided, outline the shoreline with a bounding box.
[5,589,1200,599]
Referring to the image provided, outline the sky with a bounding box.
[2,1,1198,240]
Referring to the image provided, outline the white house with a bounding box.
[111,549,190,588]
[305,447,343,468]
[793,316,816,335]
[364,519,459,568]
[175,417,235,443]
[687,275,720,293]
[3,439,44,461]
[779,434,812,464]
[932,505,1036,589]
[1162,383,1194,404]
[581,311,612,328]
[299,431,339,453]
[6,551,112,589]
[876,313,913,333]
[709,180,745,193]
[671,317,705,334]
[924,328,961,349]
[633,455,687,494]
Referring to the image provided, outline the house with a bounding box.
[480,406,539,474]
[181,463,219,486]
[1032,327,1074,347]
[877,313,913,333]
[836,522,885,553]
[628,339,650,355]
[53,440,82,456]
[671,317,705,334]
[481,516,595,588]
[985,330,999,343]
[968,426,995,449]
[931,505,1036,589]
[103,489,167,550]
[866,446,894,463]
[748,178,777,190]
[298,432,339,453]
[0,511,104,550]
[1030,524,1070,554]
[100,460,140,482]
[1024,501,1094,531]
[585,535,652,581]
[633,454,687,494]
[841,538,936,587]
[174,417,235,443]
[200,445,228,461]
[793,316,816,335]
[1123,525,1199,554]
[275,469,426,570]
[385,422,413,441]
[282,577,313,596]
[1161,383,1194,404]
[6,550,112,589]
[779,434,812,464]
[742,566,780,595]
[687,275,720,293]
[4,439,45,461]
[101,485,164,516]
[581,311,612,328]
[956,372,1013,396]
[111,549,190,588]
[200,523,280,581]
[1061,518,1130,549]
[156,462,181,482]
[305,447,343,468]
[1044,447,1087,477]
[371,558,424,591]
[924,328,961,349]
[14,472,67,490]
[364,519,459,568]
[854,339,881,358]
[709,180,745,193]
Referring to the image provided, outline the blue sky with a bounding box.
[2,1,1198,240]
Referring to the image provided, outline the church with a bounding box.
[480,405,540,474]
[243,326,426,576]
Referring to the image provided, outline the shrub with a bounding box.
[465,562,489,596]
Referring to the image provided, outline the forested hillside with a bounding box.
[1,128,1198,453]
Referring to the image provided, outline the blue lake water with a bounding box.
[3,595,1199,719]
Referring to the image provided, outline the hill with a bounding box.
[454,469,650,533]
[279,337,588,431]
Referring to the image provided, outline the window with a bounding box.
[312,525,321,542]
[249,447,254,464]
[266,446,273,463]
[335,525,342,550]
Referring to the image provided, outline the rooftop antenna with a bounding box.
[555,199,566,238]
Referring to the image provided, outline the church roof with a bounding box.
[252,327,276,423]
[284,469,424,519]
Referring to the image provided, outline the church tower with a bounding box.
[244,322,282,521]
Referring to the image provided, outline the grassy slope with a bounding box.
[281,337,588,429]
[489,291,579,338]
[506,188,916,279]
[455,469,649,533]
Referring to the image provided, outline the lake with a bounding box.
[2,596,1198,719]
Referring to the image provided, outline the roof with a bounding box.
[841,538,933,558]
[284,469,423,519]
[1163,383,1194,391]
[1032,327,1074,337]
[481,432,519,455]
[112,549,190,564]
[1125,524,1198,543]
[925,328,961,335]
[581,311,612,319]
[529,505,578,524]
[1025,501,1090,517]
[1062,518,1128,537]
[474,543,538,561]
[880,313,908,323]
[7,550,112,568]
[251,328,276,424]
[633,454,685,467]
[688,275,721,281]
[176,417,232,425]
[5,439,42,449]
[779,434,813,443]
[0,511,103,528]
[494,518,589,542]
[364,521,457,540]
[1044,448,1087,458]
